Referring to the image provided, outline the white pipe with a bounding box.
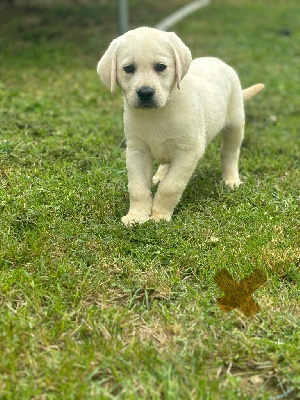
[155,0,211,31]
[117,0,129,35]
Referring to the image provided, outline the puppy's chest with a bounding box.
[148,137,177,164]
[124,109,197,164]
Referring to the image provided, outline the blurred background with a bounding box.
[1,0,298,125]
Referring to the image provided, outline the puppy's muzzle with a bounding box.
[136,86,156,107]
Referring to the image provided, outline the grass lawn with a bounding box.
[0,0,299,398]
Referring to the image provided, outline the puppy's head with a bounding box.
[97,27,192,109]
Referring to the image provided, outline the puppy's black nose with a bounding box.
[137,86,155,101]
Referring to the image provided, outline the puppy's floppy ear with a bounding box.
[97,37,120,93]
[167,32,192,89]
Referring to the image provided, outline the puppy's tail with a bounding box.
[242,83,264,101]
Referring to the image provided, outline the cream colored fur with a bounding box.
[97,27,264,226]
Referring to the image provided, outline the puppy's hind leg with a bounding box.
[220,123,244,189]
[153,164,170,185]
[151,150,201,222]
[221,85,245,189]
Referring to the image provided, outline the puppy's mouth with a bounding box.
[138,102,156,109]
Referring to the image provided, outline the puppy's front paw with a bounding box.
[121,213,150,226]
[150,210,172,222]
[224,178,242,190]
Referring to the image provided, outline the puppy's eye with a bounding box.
[123,64,135,74]
[155,63,167,72]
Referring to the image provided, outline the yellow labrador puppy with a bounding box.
[97,27,264,226]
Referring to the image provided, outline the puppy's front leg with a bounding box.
[121,146,153,226]
[151,151,200,222]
